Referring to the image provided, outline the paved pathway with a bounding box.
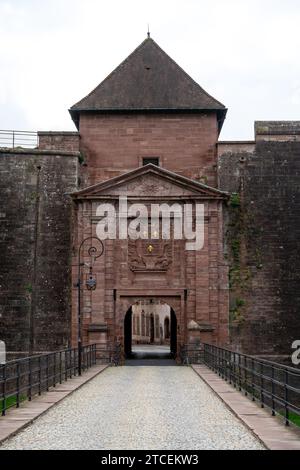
[126,345,176,366]
[0,365,264,450]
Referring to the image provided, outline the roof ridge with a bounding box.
[71,37,225,111]
[149,39,225,109]
[70,37,227,133]
[71,38,151,110]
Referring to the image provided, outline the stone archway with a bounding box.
[121,296,181,361]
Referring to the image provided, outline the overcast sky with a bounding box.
[0,0,300,140]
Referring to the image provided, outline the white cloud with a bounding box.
[0,0,300,138]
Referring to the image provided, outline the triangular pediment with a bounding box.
[71,165,229,200]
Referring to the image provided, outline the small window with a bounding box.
[143,157,160,166]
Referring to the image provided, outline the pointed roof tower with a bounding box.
[70,37,227,132]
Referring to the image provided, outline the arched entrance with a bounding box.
[123,301,178,362]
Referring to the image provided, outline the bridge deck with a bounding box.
[0,363,265,450]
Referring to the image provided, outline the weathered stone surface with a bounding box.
[71,167,229,352]
[0,150,78,354]
[38,132,80,152]
[219,140,300,358]
[78,113,220,188]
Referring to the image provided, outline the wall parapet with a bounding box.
[218,141,255,156]
[0,147,80,157]
[38,131,80,152]
[255,121,300,142]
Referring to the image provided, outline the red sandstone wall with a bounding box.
[71,111,228,355]
[71,199,229,351]
[79,113,219,187]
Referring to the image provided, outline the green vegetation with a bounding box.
[231,239,240,263]
[227,191,252,325]
[79,152,85,165]
[25,283,33,294]
[0,394,27,412]
[289,413,300,427]
[230,192,241,208]
[30,191,39,201]
[227,192,244,291]
[278,411,300,427]
[199,175,208,185]
[255,248,263,270]
[230,298,246,323]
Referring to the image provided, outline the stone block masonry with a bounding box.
[38,132,80,153]
[2,120,300,361]
[219,134,300,359]
[79,113,219,188]
[0,148,79,356]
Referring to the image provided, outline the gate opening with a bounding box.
[124,300,177,363]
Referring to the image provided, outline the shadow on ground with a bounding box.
[125,345,177,366]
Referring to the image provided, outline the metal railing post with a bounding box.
[251,357,255,401]
[53,353,56,388]
[1,364,6,416]
[271,365,275,416]
[28,358,32,401]
[238,353,241,391]
[244,356,248,396]
[260,362,264,408]
[16,362,20,408]
[46,355,49,391]
[59,351,62,384]
[38,355,42,396]
[284,369,289,426]
[65,351,68,382]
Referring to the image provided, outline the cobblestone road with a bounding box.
[1,366,264,450]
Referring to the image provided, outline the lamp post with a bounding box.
[77,236,104,376]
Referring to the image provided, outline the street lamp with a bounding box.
[77,236,104,376]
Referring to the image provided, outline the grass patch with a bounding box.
[285,412,300,427]
[278,411,300,427]
[290,413,300,427]
[0,394,27,412]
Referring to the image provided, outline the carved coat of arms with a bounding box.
[128,239,173,272]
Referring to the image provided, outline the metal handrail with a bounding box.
[180,342,300,426]
[95,342,122,367]
[0,130,38,149]
[0,344,97,416]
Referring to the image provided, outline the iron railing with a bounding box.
[95,342,122,366]
[179,344,204,365]
[0,344,96,416]
[0,130,38,149]
[182,342,300,427]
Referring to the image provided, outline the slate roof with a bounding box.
[70,37,227,131]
